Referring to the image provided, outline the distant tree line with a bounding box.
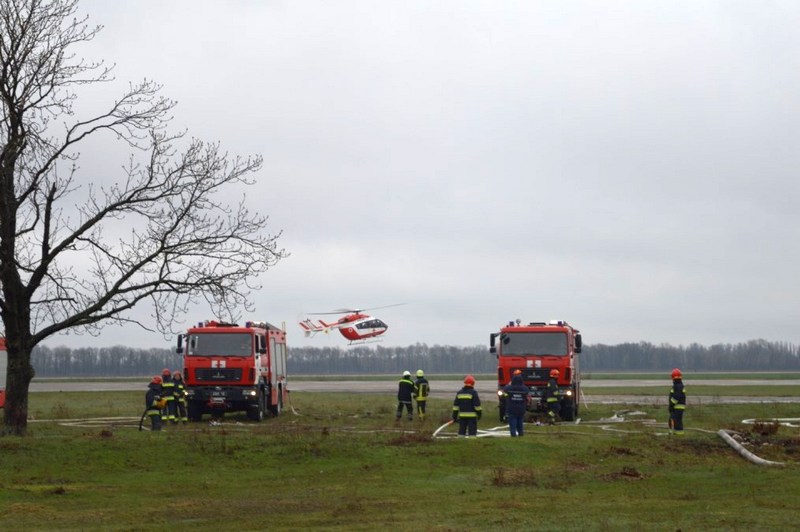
[27,339,800,378]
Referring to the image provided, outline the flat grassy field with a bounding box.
[1,389,799,531]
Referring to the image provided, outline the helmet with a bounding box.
[403,370,411,377]
[464,375,476,386]
[150,376,162,385]
[513,369,522,376]
[671,368,682,379]
[416,369,424,377]
[172,371,182,379]
[161,368,171,376]
[549,369,559,378]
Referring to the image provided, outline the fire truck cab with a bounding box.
[490,320,582,422]
[177,320,288,422]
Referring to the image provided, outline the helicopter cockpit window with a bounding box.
[356,319,386,330]
[187,333,253,356]
[499,332,568,356]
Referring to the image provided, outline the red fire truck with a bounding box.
[177,320,288,421]
[490,320,582,421]
[0,337,6,409]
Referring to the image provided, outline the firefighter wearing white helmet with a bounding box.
[543,369,561,424]
[413,369,430,421]
[396,370,418,421]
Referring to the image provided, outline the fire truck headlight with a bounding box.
[497,390,504,397]
[565,390,573,397]
[243,389,257,397]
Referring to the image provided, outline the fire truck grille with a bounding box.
[522,368,552,381]
[195,368,242,382]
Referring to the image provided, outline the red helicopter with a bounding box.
[298,304,405,344]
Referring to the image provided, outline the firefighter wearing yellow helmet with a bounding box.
[413,369,430,421]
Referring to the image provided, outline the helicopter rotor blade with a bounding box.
[307,303,406,316]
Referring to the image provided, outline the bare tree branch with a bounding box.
[0,0,287,435]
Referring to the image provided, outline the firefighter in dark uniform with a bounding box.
[172,370,188,424]
[502,372,530,436]
[160,368,175,423]
[543,369,561,424]
[413,369,430,421]
[669,368,686,435]
[396,370,417,421]
[145,376,165,431]
[452,375,482,437]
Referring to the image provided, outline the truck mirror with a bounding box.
[258,336,267,354]
[575,333,582,353]
[175,334,184,354]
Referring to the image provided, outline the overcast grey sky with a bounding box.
[48,0,800,350]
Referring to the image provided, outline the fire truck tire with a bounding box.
[561,398,576,422]
[269,386,283,417]
[247,389,266,422]
[188,400,204,422]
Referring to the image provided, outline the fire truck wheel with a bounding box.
[247,389,266,422]
[269,386,283,417]
[187,400,204,422]
[561,399,576,422]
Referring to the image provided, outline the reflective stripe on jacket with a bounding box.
[670,380,686,410]
[415,377,430,401]
[452,386,482,419]
[398,377,417,402]
[544,378,560,403]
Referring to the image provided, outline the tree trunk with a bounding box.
[2,344,35,436]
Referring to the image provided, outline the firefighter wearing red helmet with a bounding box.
[669,368,686,435]
[543,369,561,424]
[160,368,176,423]
[452,375,482,437]
[145,376,164,431]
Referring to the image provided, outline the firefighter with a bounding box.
[413,369,430,421]
[145,376,164,431]
[669,368,686,435]
[396,370,417,421]
[499,369,524,422]
[452,375,482,437]
[160,368,176,423]
[543,369,560,424]
[502,372,530,437]
[172,370,188,424]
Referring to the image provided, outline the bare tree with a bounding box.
[0,0,287,435]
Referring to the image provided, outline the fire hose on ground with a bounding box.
[434,414,797,466]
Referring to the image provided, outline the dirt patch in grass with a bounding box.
[607,446,638,457]
[601,466,646,481]
[491,466,539,487]
[388,432,433,446]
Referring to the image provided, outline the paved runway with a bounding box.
[29,377,800,405]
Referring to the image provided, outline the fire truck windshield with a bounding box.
[499,332,568,356]
[187,333,253,356]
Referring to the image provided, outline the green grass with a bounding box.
[1,390,799,530]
